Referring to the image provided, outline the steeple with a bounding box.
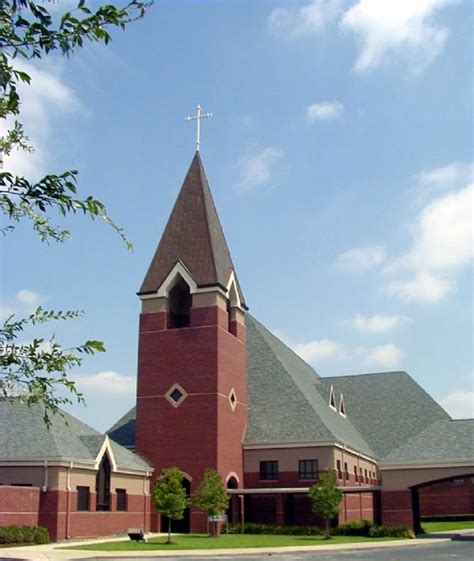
[139,152,246,308]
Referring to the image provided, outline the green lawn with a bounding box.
[63,534,396,551]
[422,520,474,533]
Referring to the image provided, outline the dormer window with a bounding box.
[339,394,346,417]
[329,385,337,411]
[168,277,191,328]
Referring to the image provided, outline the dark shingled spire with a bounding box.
[139,152,246,307]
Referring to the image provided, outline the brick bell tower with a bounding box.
[135,152,247,533]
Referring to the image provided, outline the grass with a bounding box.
[422,520,474,533]
[62,534,396,551]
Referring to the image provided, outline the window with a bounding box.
[116,489,127,511]
[339,394,346,416]
[259,461,278,481]
[364,469,368,483]
[336,460,342,479]
[299,459,319,480]
[354,466,358,483]
[96,454,111,511]
[344,462,348,479]
[77,486,90,511]
[329,385,337,410]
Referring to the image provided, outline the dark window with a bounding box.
[168,278,191,328]
[299,459,319,480]
[96,454,111,511]
[344,462,348,478]
[116,489,127,511]
[364,469,368,483]
[170,388,183,403]
[259,461,278,481]
[11,483,32,487]
[77,486,90,511]
[336,460,342,479]
[354,466,358,482]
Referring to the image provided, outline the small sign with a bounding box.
[208,514,227,522]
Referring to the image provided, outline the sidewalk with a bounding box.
[0,534,459,561]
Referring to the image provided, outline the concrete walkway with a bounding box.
[0,534,459,561]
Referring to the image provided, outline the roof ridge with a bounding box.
[321,371,409,380]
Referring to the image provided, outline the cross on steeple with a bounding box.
[185,104,212,151]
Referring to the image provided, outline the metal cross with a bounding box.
[185,104,212,152]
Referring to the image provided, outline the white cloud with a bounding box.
[336,244,386,271]
[340,0,449,73]
[75,371,136,395]
[238,147,283,191]
[360,343,406,369]
[438,391,474,419]
[294,338,344,363]
[417,161,474,190]
[306,101,344,122]
[387,271,453,304]
[268,0,343,37]
[0,59,80,179]
[351,313,412,333]
[269,0,451,75]
[386,182,473,304]
[0,289,45,320]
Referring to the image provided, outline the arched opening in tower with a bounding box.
[168,277,192,328]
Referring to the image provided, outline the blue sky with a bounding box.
[1,0,473,432]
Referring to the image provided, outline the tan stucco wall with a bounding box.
[334,449,377,479]
[141,297,168,313]
[244,446,335,472]
[192,291,228,310]
[381,465,474,490]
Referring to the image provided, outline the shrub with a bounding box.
[229,523,323,536]
[0,525,49,545]
[369,524,415,539]
[333,519,373,536]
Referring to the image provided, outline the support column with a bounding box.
[276,494,285,526]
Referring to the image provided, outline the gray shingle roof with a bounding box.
[245,316,375,456]
[108,406,136,449]
[318,373,451,459]
[383,419,474,463]
[0,402,151,472]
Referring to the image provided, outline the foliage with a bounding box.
[0,307,105,424]
[192,468,229,536]
[0,524,49,544]
[0,0,151,418]
[332,519,373,536]
[369,524,415,539]
[152,467,188,544]
[308,470,343,538]
[228,523,323,536]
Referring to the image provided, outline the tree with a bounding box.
[308,469,343,539]
[193,468,229,537]
[0,0,151,420]
[152,467,188,544]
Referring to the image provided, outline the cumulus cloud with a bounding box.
[306,101,344,122]
[336,245,386,271]
[359,343,406,369]
[294,338,344,363]
[386,182,473,304]
[238,147,283,191]
[269,0,452,74]
[0,289,45,320]
[0,60,80,180]
[268,0,343,37]
[438,390,474,419]
[351,313,412,333]
[340,0,449,73]
[75,371,136,395]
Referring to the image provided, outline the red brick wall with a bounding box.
[135,306,247,533]
[36,490,150,541]
[420,478,474,516]
[0,486,40,527]
[381,490,413,527]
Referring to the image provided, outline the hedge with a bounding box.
[229,523,323,536]
[0,525,49,545]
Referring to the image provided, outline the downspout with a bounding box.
[42,460,48,492]
[65,462,73,539]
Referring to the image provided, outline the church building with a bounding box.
[1,150,473,540]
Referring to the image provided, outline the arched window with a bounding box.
[168,277,191,328]
[96,454,111,511]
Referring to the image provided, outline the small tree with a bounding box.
[308,469,342,539]
[193,468,229,537]
[152,467,188,544]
